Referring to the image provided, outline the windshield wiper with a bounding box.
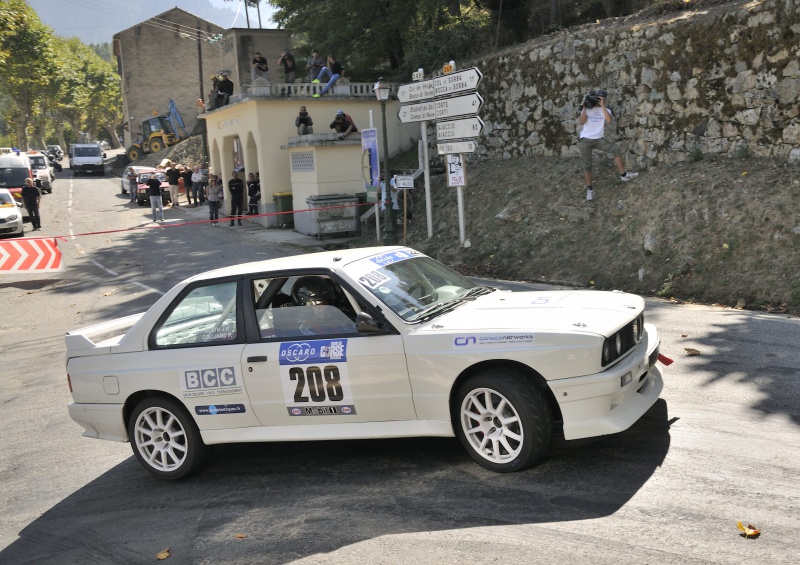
[407,297,467,322]
[461,285,495,299]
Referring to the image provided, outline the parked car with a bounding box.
[26,151,54,193]
[120,165,154,194]
[46,144,64,159]
[65,247,663,479]
[0,152,33,214]
[133,168,171,206]
[0,188,25,237]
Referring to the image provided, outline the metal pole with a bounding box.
[457,185,466,244]
[369,110,380,242]
[421,121,432,239]
[381,100,398,245]
[198,28,209,167]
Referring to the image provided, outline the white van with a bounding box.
[69,143,106,176]
[0,153,33,216]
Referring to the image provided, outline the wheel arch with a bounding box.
[122,389,189,430]
[448,360,563,424]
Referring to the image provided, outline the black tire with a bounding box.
[138,197,145,206]
[127,146,141,161]
[149,138,163,153]
[127,396,208,479]
[454,370,552,473]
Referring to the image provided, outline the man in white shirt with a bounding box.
[579,89,638,201]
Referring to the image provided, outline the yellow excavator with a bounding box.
[126,99,189,161]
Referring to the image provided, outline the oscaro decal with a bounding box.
[279,339,348,365]
[287,405,357,417]
[195,404,246,415]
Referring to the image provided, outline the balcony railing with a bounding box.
[219,81,399,107]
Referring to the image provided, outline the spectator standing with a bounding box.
[278,47,297,83]
[147,173,164,222]
[181,165,195,205]
[228,171,244,226]
[252,51,270,82]
[246,173,261,215]
[208,75,220,110]
[306,49,324,82]
[127,168,138,203]
[330,110,357,139]
[295,105,314,135]
[578,88,638,201]
[379,175,399,215]
[311,55,344,97]
[165,163,180,206]
[21,178,42,230]
[215,73,234,107]
[191,165,206,205]
[205,175,223,226]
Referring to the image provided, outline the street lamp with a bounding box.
[374,78,397,245]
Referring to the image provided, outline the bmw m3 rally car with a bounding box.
[65,247,663,479]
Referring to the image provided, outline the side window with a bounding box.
[153,281,238,347]
[252,275,358,340]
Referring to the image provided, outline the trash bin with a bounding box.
[273,192,294,228]
[297,194,358,239]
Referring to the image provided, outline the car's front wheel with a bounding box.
[128,397,208,479]
[454,371,552,472]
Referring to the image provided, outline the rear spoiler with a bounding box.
[65,313,145,354]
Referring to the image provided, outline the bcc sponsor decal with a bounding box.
[181,367,244,398]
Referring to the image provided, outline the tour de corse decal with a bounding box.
[180,366,244,398]
[279,339,356,417]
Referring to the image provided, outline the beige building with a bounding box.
[113,7,292,148]
[204,86,418,232]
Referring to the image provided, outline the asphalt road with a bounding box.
[0,169,798,564]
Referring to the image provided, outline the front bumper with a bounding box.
[549,324,663,440]
[68,402,128,442]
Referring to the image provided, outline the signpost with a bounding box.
[437,140,478,155]
[436,116,484,140]
[435,92,483,120]
[394,175,414,188]
[433,67,483,97]
[398,101,435,123]
[397,79,435,104]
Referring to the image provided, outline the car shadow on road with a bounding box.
[1,400,671,563]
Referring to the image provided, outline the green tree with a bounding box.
[0,0,56,150]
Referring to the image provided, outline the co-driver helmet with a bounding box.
[291,276,333,306]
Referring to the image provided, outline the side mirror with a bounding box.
[16,202,23,208]
[355,311,388,334]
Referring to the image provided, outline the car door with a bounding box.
[240,273,417,427]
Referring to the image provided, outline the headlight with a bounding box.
[7,214,19,221]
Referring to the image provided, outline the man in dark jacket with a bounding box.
[228,171,244,226]
[330,110,357,139]
[21,178,42,230]
[216,73,234,107]
[147,173,164,222]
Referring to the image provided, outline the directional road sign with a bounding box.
[437,140,478,155]
[436,116,485,141]
[394,175,415,189]
[397,79,435,104]
[433,67,483,97]
[398,101,435,123]
[435,92,483,120]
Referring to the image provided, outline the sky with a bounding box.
[28,0,277,45]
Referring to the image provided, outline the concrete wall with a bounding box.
[466,0,800,166]
[115,8,224,147]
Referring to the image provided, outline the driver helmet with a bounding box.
[291,276,333,306]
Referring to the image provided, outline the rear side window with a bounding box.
[152,281,239,347]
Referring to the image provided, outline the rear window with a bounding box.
[74,146,101,157]
[0,168,31,188]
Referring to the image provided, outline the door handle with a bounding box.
[246,356,267,363]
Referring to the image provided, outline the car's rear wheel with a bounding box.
[128,397,208,479]
[454,371,552,473]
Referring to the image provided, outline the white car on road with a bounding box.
[66,247,663,479]
[0,188,25,237]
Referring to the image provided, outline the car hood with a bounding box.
[424,289,643,337]
[0,203,21,218]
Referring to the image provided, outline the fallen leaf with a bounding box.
[156,547,171,560]
[684,348,701,356]
[737,521,761,538]
[681,334,688,338]
[234,534,248,539]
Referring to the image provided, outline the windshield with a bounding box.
[0,191,15,206]
[74,146,101,157]
[29,156,46,168]
[0,168,30,188]
[346,251,479,322]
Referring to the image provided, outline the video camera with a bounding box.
[583,89,607,109]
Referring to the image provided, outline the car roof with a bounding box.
[185,246,410,283]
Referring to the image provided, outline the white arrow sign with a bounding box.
[436,116,484,140]
[433,67,483,97]
[435,92,483,120]
[397,79,435,103]
[437,140,478,154]
[398,101,435,123]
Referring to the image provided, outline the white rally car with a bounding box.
[66,247,663,479]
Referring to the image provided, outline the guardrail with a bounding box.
[222,81,399,106]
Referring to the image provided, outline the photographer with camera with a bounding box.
[579,89,638,201]
[277,47,296,83]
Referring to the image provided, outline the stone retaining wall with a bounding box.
[466,0,800,166]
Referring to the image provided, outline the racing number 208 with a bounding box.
[289,366,344,403]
